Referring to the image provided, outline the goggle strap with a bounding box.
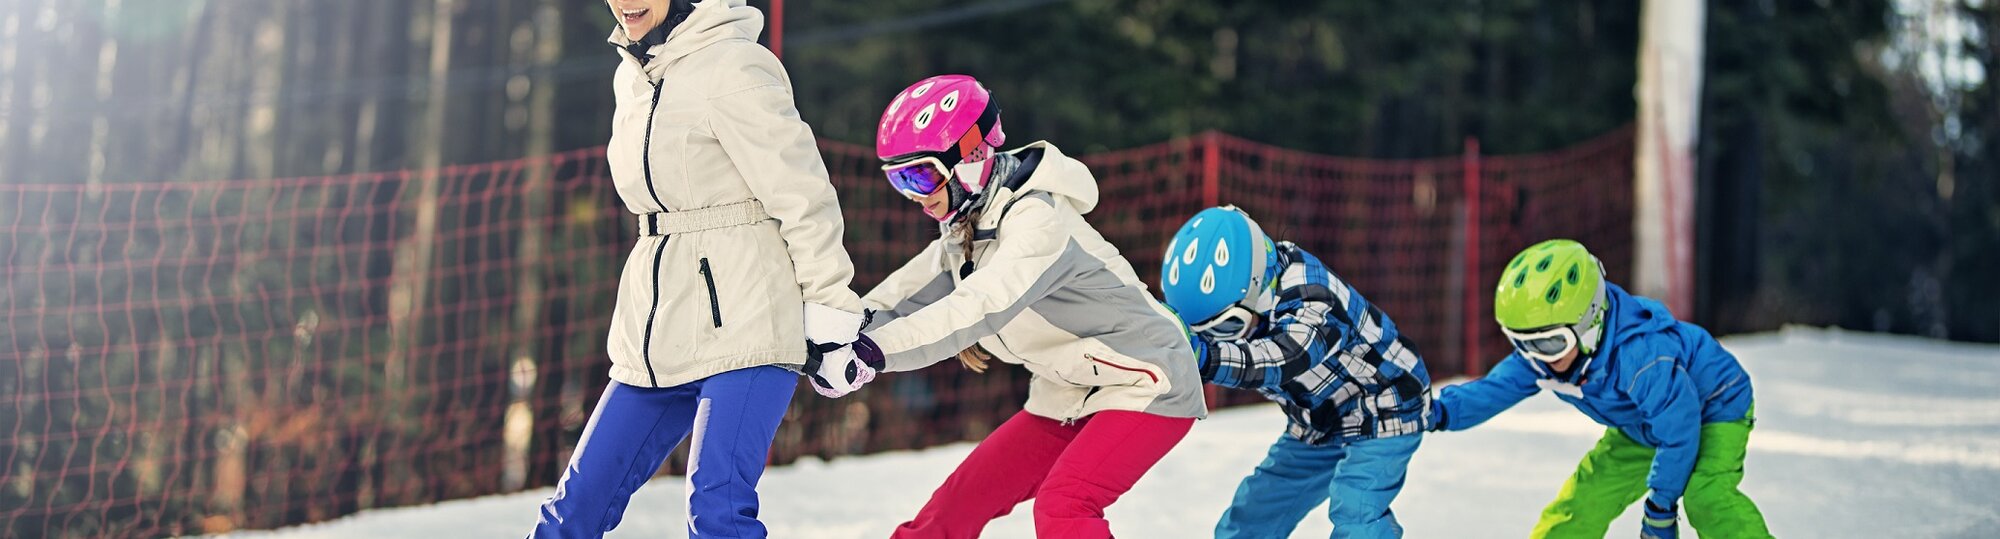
[975,102,1002,140]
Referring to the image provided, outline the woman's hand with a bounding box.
[804,335,885,398]
[802,303,873,397]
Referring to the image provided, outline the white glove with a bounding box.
[802,303,871,398]
[805,341,876,398]
[803,303,866,346]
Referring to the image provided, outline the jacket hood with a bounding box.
[607,0,763,79]
[1600,283,1675,353]
[993,141,1100,215]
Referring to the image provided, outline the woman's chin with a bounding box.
[621,19,656,39]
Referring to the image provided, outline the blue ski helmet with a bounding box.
[1160,206,1279,325]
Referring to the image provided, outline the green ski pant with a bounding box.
[1531,412,1773,538]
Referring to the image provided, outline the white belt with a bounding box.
[636,200,772,237]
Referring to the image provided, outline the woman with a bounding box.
[822,75,1207,538]
[530,1,867,537]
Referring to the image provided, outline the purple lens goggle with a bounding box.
[881,156,954,198]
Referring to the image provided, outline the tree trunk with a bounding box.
[387,0,456,430]
[508,0,564,491]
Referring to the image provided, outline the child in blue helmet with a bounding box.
[1160,206,1433,539]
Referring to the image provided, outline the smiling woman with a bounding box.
[606,0,676,40]
[528,1,870,538]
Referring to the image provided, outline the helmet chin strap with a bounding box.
[933,152,1019,225]
[1576,285,1609,356]
[927,181,973,224]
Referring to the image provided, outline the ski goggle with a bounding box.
[1502,325,1579,363]
[881,156,953,198]
[1191,305,1259,341]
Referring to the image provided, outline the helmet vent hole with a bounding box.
[1545,282,1562,304]
[1513,270,1528,287]
[1566,265,1580,285]
[1535,255,1553,272]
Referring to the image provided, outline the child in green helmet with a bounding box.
[1427,239,1772,539]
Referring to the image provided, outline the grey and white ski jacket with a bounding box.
[861,142,1208,422]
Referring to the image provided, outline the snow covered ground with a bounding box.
[211,327,2000,538]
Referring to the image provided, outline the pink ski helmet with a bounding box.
[876,74,1006,164]
[875,75,1007,223]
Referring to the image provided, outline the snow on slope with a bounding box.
[211,327,2000,538]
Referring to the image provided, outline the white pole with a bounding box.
[1634,0,1705,315]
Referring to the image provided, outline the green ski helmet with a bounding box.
[1494,239,1608,361]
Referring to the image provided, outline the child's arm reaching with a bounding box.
[1198,290,1338,392]
[861,240,952,330]
[865,196,1079,372]
[1199,259,1378,392]
[1429,354,1543,431]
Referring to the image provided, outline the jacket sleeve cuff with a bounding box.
[1646,489,1680,511]
[804,302,864,345]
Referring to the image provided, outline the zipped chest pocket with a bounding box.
[698,257,722,328]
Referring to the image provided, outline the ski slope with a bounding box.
[210,327,2000,538]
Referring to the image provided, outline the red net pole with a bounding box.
[1462,137,1485,376]
[769,0,784,59]
[1201,131,1221,208]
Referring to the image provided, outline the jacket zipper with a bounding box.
[640,81,667,209]
[699,257,723,328]
[1064,386,1103,426]
[636,80,667,386]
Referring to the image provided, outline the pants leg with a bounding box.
[1531,428,1654,539]
[1034,411,1196,539]
[892,411,1081,539]
[1214,434,1345,539]
[1326,434,1421,539]
[1684,416,1773,539]
[531,380,701,539]
[683,366,799,539]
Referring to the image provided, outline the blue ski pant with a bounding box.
[530,366,797,539]
[1215,432,1423,539]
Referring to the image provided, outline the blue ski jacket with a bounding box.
[1431,283,1753,507]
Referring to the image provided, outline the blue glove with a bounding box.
[1641,499,1678,539]
[1425,398,1449,431]
[1189,334,1217,382]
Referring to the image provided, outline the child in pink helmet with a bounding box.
[804,74,1207,538]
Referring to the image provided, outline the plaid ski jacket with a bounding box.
[1198,242,1433,445]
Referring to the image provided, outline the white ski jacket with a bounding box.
[862,142,1208,422]
[603,0,861,388]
